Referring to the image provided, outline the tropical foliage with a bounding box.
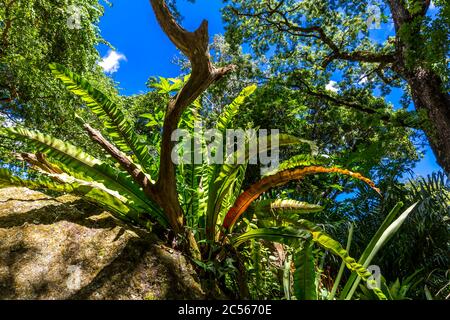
[0,0,448,301]
[0,63,435,300]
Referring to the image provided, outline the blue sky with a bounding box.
[97,0,224,95]
[97,0,442,177]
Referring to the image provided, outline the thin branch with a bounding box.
[83,123,156,199]
[231,5,396,65]
[375,66,401,85]
[14,152,63,174]
[290,75,419,129]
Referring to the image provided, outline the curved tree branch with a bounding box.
[149,0,235,232]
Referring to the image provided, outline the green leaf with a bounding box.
[254,199,323,215]
[283,254,292,300]
[0,168,76,193]
[424,286,434,300]
[341,202,418,300]
[0,168,148,227]
[329,223,354,300]
[0,127,167,226]
[49,63,154,173]
[293,241,318,300]
[307,228,387,300]
[232,222,387,300]
[206,133,308,240]
[231,226,309,247]
[263,153,323,177]
[216,85,257,132]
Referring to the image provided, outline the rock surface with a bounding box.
[0,187,205,300]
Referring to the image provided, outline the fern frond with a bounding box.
[50,63,154,172]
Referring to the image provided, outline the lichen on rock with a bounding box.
[0,187,205,300]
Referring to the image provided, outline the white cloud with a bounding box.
[358,76,368,85]
[99,51,127,74]
[325,80,339,93]
[2,118,15,128]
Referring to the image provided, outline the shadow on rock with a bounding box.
[0,187,205,300]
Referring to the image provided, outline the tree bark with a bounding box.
[388,0,450,174]
[148,0,235,237]
[404,67,450,174]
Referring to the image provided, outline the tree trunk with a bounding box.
[388,0,450,174]
[404,66,450,174]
